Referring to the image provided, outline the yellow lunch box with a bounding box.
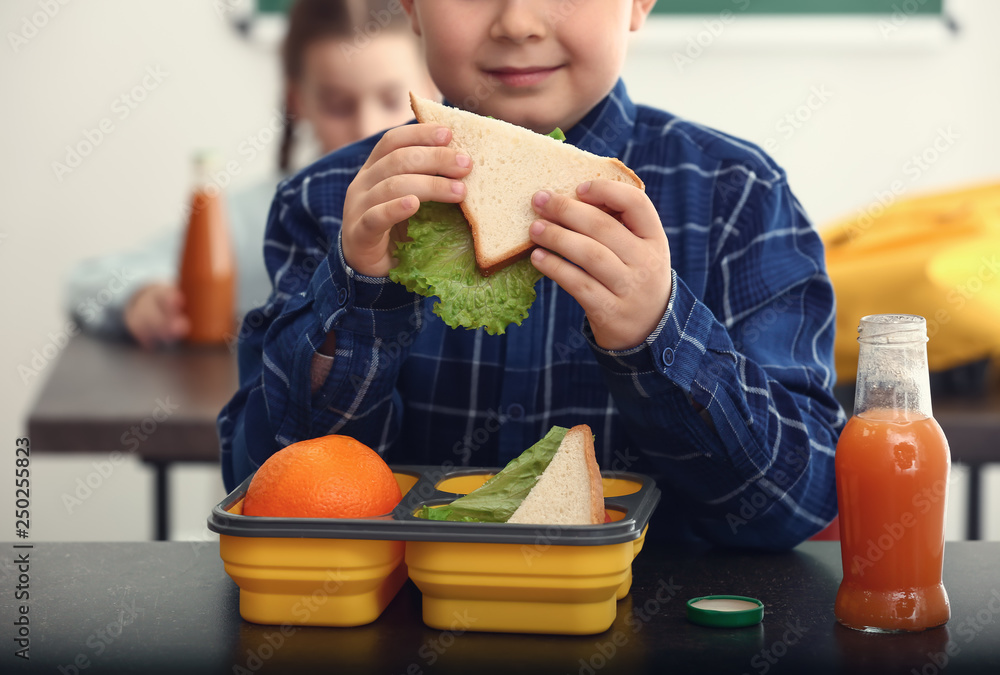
[208,466,659,635]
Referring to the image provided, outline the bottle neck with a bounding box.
[191,152,222,195]
[193,166,218,195]
[854,334,932,419]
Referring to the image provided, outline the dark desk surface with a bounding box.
[26,334,237,461]
[2,541,998,675]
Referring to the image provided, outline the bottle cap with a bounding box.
[192,149,224,187]
[686,595,764,628]
[193,149,224,170]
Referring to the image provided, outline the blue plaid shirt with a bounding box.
[219,79,844,549]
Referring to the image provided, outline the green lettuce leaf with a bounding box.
[420,426,569,522]
[387,127,565,335]
[487,120,565,142]
[389,202,543,335]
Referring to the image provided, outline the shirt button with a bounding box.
[661,347,675,368]
[337,287,349,306]
[507,403,525,420]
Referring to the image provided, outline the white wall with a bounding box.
[626,7,1000,227]
[0,0,997,542]
[1,0,276,541]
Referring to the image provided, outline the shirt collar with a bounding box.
[564,78,636,159]
[440,78,636,159]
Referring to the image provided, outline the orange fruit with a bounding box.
[243,435,402,518]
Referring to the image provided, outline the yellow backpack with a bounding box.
[821,182,1000,384]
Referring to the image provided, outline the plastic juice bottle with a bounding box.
[178,152,236,345]
[835,314,950,632]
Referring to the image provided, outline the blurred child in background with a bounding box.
[66,0,437,348]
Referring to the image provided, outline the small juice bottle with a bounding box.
[835,314,950,632]
[178,152,236,345]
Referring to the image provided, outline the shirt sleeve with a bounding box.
[586,172,844,550]
[218,169,424,492]
[64,227,181,339]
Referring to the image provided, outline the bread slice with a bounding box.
[410,93,645,275]
[506,425,605,525]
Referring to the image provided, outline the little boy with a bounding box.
[220,0,844,549]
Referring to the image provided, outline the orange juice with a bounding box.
[834,314,950,633]
[835,410,950,631]
[178,154,236,344]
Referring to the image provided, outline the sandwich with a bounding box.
[421,425,606,525]
[389,95,645,335]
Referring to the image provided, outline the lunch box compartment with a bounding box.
[213,471,418,628]
[434,472,492,494]
[220,531,407,627]
[209,465,660,634]
[406,536,640,635]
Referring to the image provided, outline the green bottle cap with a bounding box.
[686,595,764,628]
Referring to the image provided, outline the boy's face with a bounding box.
[401,0,656,135]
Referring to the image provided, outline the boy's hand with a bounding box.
[342,124,472,278]
[529,181,672,351]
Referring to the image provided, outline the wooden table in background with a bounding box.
[26,334,237,540]
[933,373,1000,540]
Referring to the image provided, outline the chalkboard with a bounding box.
[255,0,943,16]
[652,0,942,14]
[256,0,292,13]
